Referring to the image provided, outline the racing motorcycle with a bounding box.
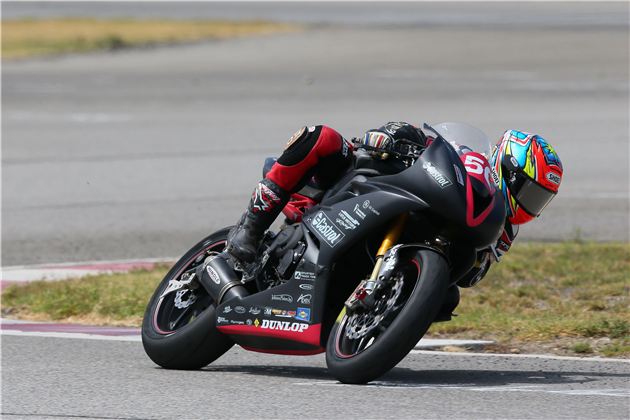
[142,122,506,384]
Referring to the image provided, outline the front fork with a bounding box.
[344,213,408,310]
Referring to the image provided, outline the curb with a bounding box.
[0,258,174,288]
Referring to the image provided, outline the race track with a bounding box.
[2,335,629,419]
[2,2,628,266]
[1,3,629,419]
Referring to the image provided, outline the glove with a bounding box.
[363,122,427,150]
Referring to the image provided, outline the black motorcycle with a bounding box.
[142,122,505,384]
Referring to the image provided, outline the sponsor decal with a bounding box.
[223,306,232,313]
[423,161,452,188]
[362,200,380,216]
[547,172,561,185]
[271,294,293,303]
[285,126,306,150]
[271,309,296,318]
[492,168,500,186]
[297,294,312,305]
[299,284,314,291]
[260,319,309,333]
[230,320,244,325]
[234,306,246,314]
[248,307,261,315]
[264,307,272,316]
[310,211,345,247]
[246,319,253,326]
[217,317,228,324]
[294,271,316,281]
[353,204,367,220]
[254,318,260,327]
[206,265,221,285]
[295,307,311,322]
[336,210,360,230]
[453,164,464,186]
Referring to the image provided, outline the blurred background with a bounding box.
[2,1,629,266]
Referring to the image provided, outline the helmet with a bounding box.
[363,122,427,151]
[491,130,563,224]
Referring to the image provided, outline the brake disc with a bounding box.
[344,275,404,340]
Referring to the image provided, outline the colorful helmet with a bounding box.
[490,130,563,225]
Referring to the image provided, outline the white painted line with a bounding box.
[0,329,141,342]
[292,380,630,398]
[411,349,630,364]
[415,338,494,349]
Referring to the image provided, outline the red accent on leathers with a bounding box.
[266,126,347,192]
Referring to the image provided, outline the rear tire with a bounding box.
[325,249,449,384]
[141,228,235,369]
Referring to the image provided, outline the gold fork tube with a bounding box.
[368,213,409,281]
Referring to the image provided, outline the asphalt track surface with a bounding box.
[1,4,630,419]
[2,2,629,266]
[2,335,630,419]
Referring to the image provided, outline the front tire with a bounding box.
[326,249,449,384]
[142,228,235,369]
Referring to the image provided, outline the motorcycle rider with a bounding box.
[226,122,563,288]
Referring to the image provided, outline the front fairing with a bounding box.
[374,136,506,248]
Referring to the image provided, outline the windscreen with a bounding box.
[427,122,494,159]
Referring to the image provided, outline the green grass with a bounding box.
[427,241,629,357]
[2,242,628,356]
[2,18,298,59]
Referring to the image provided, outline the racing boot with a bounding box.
[226,178,290,264]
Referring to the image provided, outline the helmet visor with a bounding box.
[513,177,556,217]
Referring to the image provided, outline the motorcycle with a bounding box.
[141,122,505,384]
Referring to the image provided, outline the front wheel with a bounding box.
[326,249,449,384]
[141,228,235,369]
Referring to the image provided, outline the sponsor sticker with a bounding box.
[264,307,272,316]
[423,161,452,188]
[217,317,228,324]
[297,294,312,305]
[254,318,260,327]
[223,306,232,313]
[229,320,244,325]
[362,200,380,216]
[206,265,221,285]
[547,172,561,185]
[294,271,316,281]
[295,307,311,322]
[234,306,246,314]
[260,319,309,333]
[299,284,314,291]
[271,294,293,303]
[285,126,306,150]
[336,210,360,230]
[249,307,261,315]
[310,211,345,247]
[246,319,253,326]
[353,204,367,220]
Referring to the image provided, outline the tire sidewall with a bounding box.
[325,249,449,383]
[141,228,235,369]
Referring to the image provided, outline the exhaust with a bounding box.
[196,253,249,304]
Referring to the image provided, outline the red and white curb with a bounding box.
[0,258,174,290]
[0,258,493,349]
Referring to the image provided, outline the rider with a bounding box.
[226,122,563,287]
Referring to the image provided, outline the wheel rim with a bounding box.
[334,259,420,358]
[152,240,226,335]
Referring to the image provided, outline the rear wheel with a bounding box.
[326,249,449,384]
[141,228,235,369]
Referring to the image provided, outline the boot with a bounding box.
[226,179,290,264]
